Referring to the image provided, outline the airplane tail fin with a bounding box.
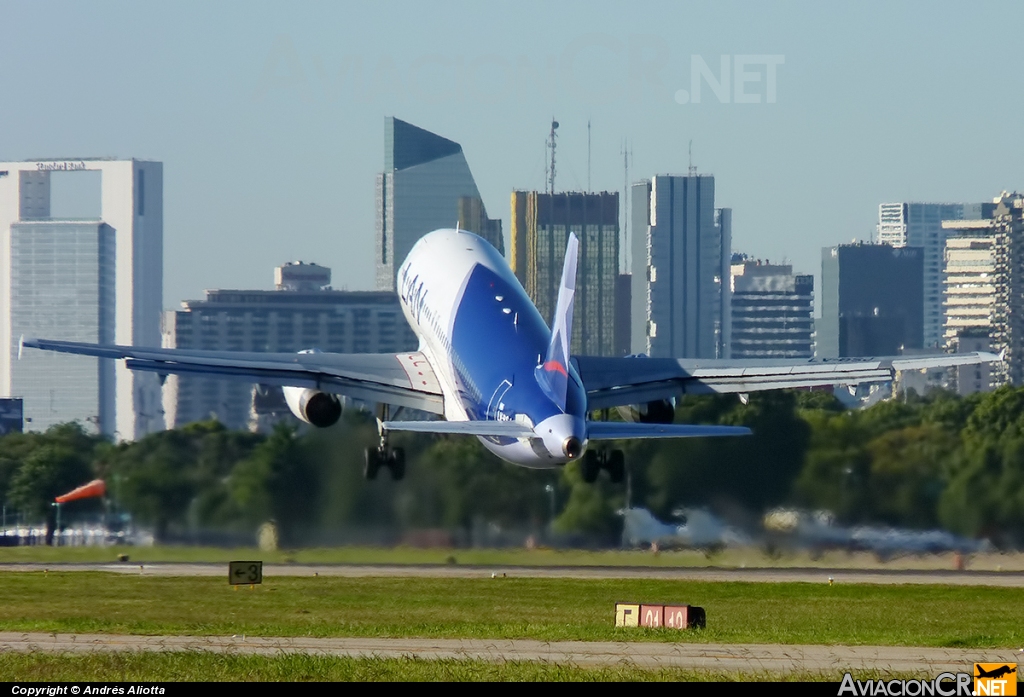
[536,232,578,410]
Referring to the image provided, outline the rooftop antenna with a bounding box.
[622,139,631,273]
[587,119,592,193]
[688,140,697,177]
[547,118,559,194]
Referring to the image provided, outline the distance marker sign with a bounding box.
[229,561,263,585]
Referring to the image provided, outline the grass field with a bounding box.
[1,652,920,682]
[3,571,1018,681]
[0,572,1020,648]
[1,544,1023,571]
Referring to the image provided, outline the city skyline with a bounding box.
[2,2,1021,316]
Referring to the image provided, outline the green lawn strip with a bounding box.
[0,573,1018,648]
[0,652,913,682]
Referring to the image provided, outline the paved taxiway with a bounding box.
[1,562,1021,586]
[2,632,1021,674]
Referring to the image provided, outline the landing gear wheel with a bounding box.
[581,451,600,483]
[606,449,625,483]
[388,447,406,481]
[363,447,380,481]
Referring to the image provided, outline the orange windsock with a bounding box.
[55,479,106,504]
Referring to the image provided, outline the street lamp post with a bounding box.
[51,502,62,547]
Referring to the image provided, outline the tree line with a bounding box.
[2,384,1023,548]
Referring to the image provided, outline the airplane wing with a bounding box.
[574,352,1002,411]
[19,338,445,414]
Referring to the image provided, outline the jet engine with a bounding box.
[283,387,342,427]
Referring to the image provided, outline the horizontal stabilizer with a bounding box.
[587,422,751,440]
[382,420,535,438]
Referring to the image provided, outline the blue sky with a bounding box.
[2,1,1021,309]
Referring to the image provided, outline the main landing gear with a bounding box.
[581,448,625,484]
[365,405,405,481]
[364,445,405,481]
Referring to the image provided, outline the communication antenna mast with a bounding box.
[547,118,559,194]
[688,140,697,177]
[587,120,592,193]
[622,139,632,272]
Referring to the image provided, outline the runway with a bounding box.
[2,564,1021,676]
[1,562,1022,586]
[1,631,1020,675]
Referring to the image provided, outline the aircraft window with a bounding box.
[495,295,503,301]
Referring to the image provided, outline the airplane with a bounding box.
[975,665,1017,680]
[21,228,999,483]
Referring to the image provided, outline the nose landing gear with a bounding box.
[581,448,625,484]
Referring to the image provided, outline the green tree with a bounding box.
[109,430,201,541]
[230,423,319,545]
[8,443,92,544]
[938,387,1024,543]
[866,424,956,528]
[644,392,810,516]
[553,459,622,540]
[793,410,871,521]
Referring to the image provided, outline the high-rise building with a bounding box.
[509,191,619,356]
[162,262,417,430]
[877,201,996,349]
[818,243,923,358]
[457,196,503,256]
[9,221,115,433]
[630,175,730,358]
[729,259,814,359]
[0,159,163,439]
[940,226,998,394]
[375,118,497,290]
[614,274,632,357]
[990,192,1024,386]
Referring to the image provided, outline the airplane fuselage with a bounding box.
[397,229,587,468]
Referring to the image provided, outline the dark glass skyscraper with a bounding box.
[818,243,924,358]
[510,191,619,356]
[375,118,500,290]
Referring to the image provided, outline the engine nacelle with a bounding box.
[283,387,342,427]
[638,399,676,424]
[614,398,676,424]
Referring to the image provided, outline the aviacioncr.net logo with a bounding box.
[839,673,973,696]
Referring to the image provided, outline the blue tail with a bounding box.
[536,232,578,410]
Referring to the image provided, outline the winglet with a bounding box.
[536,232,578,410]
[17,335,23,361]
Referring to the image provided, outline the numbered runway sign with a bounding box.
[229,560,263,585]
[614,602,706,629]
